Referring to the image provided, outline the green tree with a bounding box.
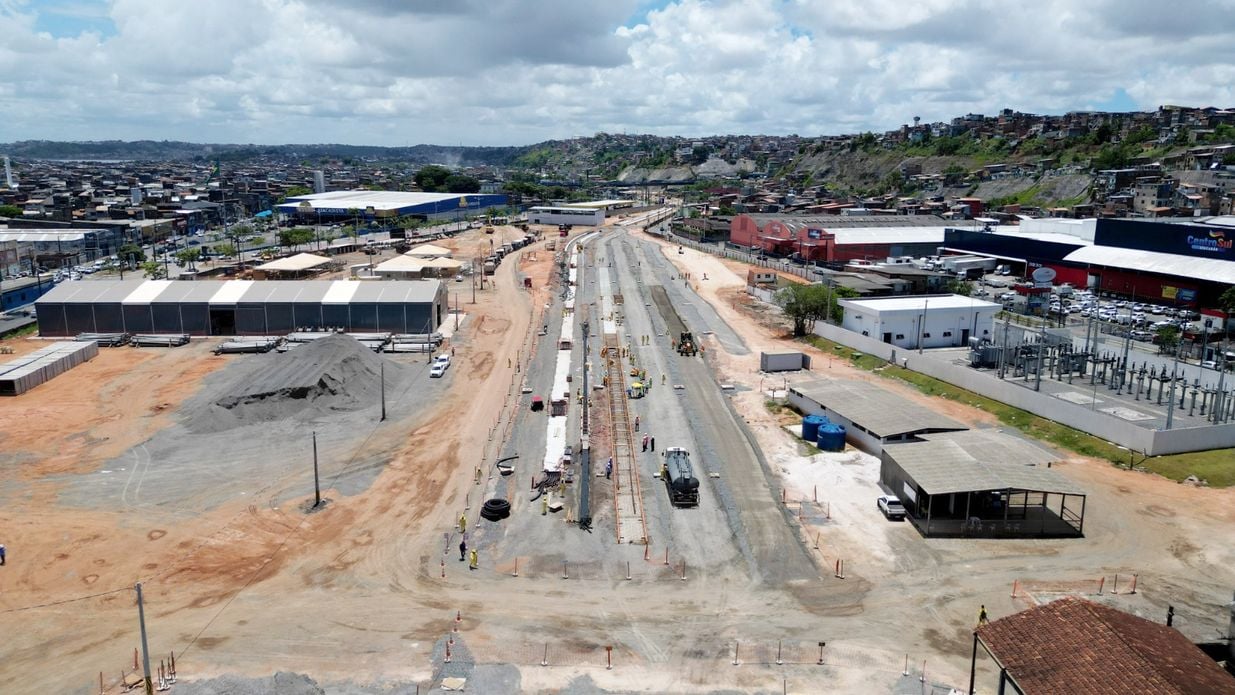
[444,173,481,193]
[117,243,146,265]
[1092,123,1113,144]
[0,204,22,218]
[285,185,312,198]
[279,227,316,251]
[774,282,833,336]
[880,170,905,194]
[174,248,201,270]
[414,165,452,192]
[1156,325,1181,352]
[214,243,237,258]
[1124,125,1157,145]
[945,279,973,296]
[1218,285,1235,315]
[1092,145,1133,170]
[140,260,166,279]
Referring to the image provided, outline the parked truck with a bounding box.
[483,260,496,275]
[660,447,699,507]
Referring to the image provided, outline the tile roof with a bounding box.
[977,597,1235,695]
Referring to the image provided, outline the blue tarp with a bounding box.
[254,210,273,218]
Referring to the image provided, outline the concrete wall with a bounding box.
[811,321,1235,456]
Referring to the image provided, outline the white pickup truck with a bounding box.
[877,495,906,521]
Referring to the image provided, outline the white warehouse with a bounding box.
[527,206,605,227]
[840,294,1001,350]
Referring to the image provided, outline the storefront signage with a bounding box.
[1186,230,1233,253]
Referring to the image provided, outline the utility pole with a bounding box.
[312,431,321,508]
[1165,336,1183,429]
[135,583,154,695]
[1214,336,1229,424]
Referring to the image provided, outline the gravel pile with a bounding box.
[182,334,405,434]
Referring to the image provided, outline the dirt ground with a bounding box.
[2,220,1234,694]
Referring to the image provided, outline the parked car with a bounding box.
[877,495,906,520]
[429,363,448,378]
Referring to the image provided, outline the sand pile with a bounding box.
[182,334,405,433]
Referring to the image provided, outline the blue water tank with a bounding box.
[816,423,847,452]
[801,414,830,442]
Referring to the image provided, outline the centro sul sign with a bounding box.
[1186,230,1233,253]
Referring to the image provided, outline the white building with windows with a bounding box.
[527,206,605,227]
[839,294,1001,350]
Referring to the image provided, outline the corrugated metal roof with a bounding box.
[1064,245,1235,285]
[885,439,1003,494]
[920,430,1057,467]
[791,379,966,438]
[279,190,466,211]
[885,436,1083,495]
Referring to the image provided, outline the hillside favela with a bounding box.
[2,2,1235,694]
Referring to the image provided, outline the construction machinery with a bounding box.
[677,331,697,356]
[660,447,699,507]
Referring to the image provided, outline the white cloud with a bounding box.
[0,0,1231,146]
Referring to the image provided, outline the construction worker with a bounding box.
[542,496,548,515]
[977,605,989,626]
[459,538,467,562]
[605,458,613,479]
[469,549,478,571]
[642,434,649,452]
[458,513,467,534]
[661,373,666,385]
[0,543,5,566]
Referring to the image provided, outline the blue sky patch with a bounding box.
[31,0,116,39]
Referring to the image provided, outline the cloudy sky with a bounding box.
[2,0,1234,146]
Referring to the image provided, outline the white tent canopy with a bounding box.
[256,253,332,272]
[405,243,453,258]
[374,255,428,276]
